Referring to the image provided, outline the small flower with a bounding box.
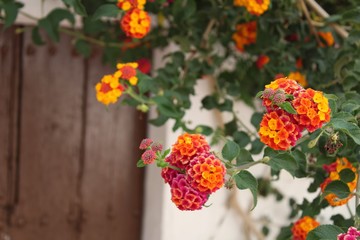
[265,78,303,95]
[232,21,257,52]
[338,227,360,240]
[117,0,146,11]
[296,58,303,69]
[186,153,226,194]
[262,88,275,99]
[234,0,271,16]
[121,8,151,39]
[170,175,208,211]
[151,142,163,152]
[288,71,307,87]
[259,109,303,150]
[141,150,156,164]
[139,138,153,149]
[137,58,152,74]
[291,216,320,240]
[292,89,331,133]
[320,158,357,206]
[115,62,139,85]
[256,55,270,69]
[272,92,286,105]
[169,133,210,168]
[285,33,299,42]
[95,75,125,105]
[318,31,335,47]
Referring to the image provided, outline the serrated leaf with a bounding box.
[236,148,254,166]
[195,125,213,136]
[233,131,251,148]
[339,168,356,183]
[306,225,344,240]
[39,18,59,41]
[323,180,350,199]
[31,26,44,45]
[222,140,240,161]
[92,4,119,20]
[330,119,360,145]
[250,139,264,154]
[279,102,297,114]
[250,112,263,129]
[267,152,298,176]
[3,2,20,29]
[255,91,263,98]
[137,159,146,167]
[234,170,258,209]
[63,0,88,16]
[75,39,91,57]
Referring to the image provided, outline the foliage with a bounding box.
[2,0,360,239]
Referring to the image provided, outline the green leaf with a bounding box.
[279,102,297,114]
[323,180,350,199]
[195,125,213,136]
[201,95,217,110]
[233,131,251,148]
[255,91,263,98]
[339,168,356,183]
[149,114,168,126]
[31,26,44,45]
[250,139,264,154]
[92,4,119,20]
[3,2,21,29]
[236,148,254,166]
[222,140,240,161]
[136,159,146,168]
[330,119,360,145]
[234,170,258,209]
[306,225,344,240]
[75,39,91,58]
[266,150,298,176]
[39,18,59,41]
[250,112,263,129]
[62,0,88,16]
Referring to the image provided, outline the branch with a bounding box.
[304,0,349,38]
[298,0,322,46]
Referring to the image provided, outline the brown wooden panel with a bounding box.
[0,26,20,233]
[80,52,146,240]
[9,32,84,240]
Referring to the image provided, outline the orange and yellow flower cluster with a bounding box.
[259,110,303,151]
[292,88,331,133]
[95,62,138,105]
[318,31,335,47]
[291,216,320,240]
[162,133,226,211]
[320,157,357,206]
[256,55,270,69]
[234,0,270,16]
[232,21,257,52]
[117,0,151,38]
[288,71,307,87]
[258,78,331,150]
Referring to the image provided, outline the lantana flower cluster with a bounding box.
[161,133,226,211]
[291,216,320,240]
[95,62,138,105]
[232,21,257,52]
[234,0,270,16]
[320,157,358,206]
[338,226,360,240]
[139,138,163,165]
[118,0,151,38]
[258,78,331,150]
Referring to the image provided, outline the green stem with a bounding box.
[125,87,155,105]
[233,157,269,174]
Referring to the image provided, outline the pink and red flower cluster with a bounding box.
[162,133,226,211]
[258,78,331,150]
[338,227,360,240]
[139,138,163,165]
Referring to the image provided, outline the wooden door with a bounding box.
[0,26,146,240]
